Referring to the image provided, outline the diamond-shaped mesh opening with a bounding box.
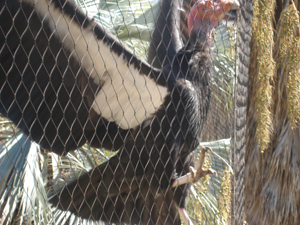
[0,0,241,224]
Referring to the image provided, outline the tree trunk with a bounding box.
[231,0,253,224]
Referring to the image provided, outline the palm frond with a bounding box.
[0,132,51,225]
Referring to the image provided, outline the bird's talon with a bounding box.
[189,166,197,182]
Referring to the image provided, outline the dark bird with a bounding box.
[0,0,239,224]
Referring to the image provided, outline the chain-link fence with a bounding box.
[0,0,243,224]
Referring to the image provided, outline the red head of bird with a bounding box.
[188,0,240,41]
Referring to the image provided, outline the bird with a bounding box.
[0,0,239,224]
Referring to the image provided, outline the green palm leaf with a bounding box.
[0,132,51,224]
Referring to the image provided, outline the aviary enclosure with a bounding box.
[0,0,253,224]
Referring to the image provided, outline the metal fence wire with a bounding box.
[0,0,239,224]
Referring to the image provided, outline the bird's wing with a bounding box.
[50,153,181,225]
[0,0,168,154]
[148,0,183,68]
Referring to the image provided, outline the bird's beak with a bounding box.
[216,0,240,21]
[231,0,240,10]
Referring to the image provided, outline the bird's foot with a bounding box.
[172,146,217,188]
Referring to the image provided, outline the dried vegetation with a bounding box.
[245,0,300,224]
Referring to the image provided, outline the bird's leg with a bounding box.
[179,207,194,225]
[173,147,216,225]
[172,146,216,188]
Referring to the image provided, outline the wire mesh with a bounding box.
[0,0,239,224]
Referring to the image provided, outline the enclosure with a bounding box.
[0,0,252,224]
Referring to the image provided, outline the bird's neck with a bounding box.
[188,8,218,43]
[163,36,212,86]
[185,39,212,84]
[190,19,217,44]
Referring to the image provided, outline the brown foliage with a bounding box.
[245,1,300,224]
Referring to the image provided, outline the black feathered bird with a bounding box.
[0,0,239,224]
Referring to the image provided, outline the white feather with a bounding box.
[27,0,168,129]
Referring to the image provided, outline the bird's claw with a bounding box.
[173,146,216,225]
[172,146,217,188]
[189,166,197,182]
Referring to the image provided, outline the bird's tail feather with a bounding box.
[49,153,181,224]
